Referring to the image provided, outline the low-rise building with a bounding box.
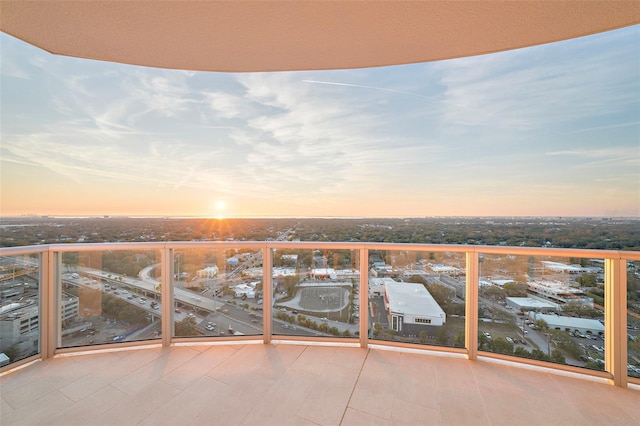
[527,280,593,307]
[196,266,219,279]
[428,264,462,275]
[506,296,559,312]
[528,312,605,336]
[384,281,446,334]
[233,283,256,299]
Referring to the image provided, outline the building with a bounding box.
[384,281,446,334]
[272,267,297,278]
[0,303,40,352]
[540,261,601,274]
[528,312,605,336]
[428,264,462,275]
[370,264,403,278]
[61,295,79,322]
[334,269,359,280]
[196,266,219,279]
[402,269,430,280]
[527,280,594,307]
[369,277,396,296]
[506,296,559,312]
[310,268,336,280]
[233,283,256,299]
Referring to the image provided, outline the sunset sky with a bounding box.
[1,25,639,219]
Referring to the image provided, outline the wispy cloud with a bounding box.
[302,79,431,99]
[545,148,638,158]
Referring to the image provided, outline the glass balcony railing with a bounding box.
[1,242,638,388]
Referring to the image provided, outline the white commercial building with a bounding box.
[528,312,605,336]
[540,261,601,274]
[527,280,594,307]
[273,267,297,278]
[233,283,256,299]
[384,281,446,334]
[196,266,219,279]
[506,296,559,312]
[428,264,462,275]
[335,269,360,280]
[369,277,396,296]
[310,268,336,279]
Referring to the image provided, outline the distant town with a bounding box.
[1,215,639,250]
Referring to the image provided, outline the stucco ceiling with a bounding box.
[1,1,639,72]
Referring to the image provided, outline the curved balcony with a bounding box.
[1,242,639,424]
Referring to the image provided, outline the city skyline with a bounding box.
[1,25,639,219]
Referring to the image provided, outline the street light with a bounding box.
[544,332,551,356]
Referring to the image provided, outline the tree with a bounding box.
[489,338,514,355]
[174,317,198,336]
[503,282,528,297]
[425,283,453,307]
[435,327,448,345]
[576,273,597,288]
[454,331,465,348]
[550,350,566,364]
[283,275,299,297]
[536,319,549,331]
[483,285,506,300]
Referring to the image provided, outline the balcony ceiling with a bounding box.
[1,1,639,72]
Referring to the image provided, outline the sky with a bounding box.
[1,26,639,219]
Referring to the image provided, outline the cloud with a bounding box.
[434,28,639,133]
[302,79,431,99]
[204,91,254,119]
[545,147,638,159]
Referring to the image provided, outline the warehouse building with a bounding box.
[384,281,446,334]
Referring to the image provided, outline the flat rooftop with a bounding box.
[1,344,638,425]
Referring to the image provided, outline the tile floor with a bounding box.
[1,343,639,425]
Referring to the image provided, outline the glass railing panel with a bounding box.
[628,260,640,380]
[0,253,41,366]
[477,253,606,370]
[173,247,263,338]
[58,249,162,348]
[271,248,359,338]
[368,250,466,348]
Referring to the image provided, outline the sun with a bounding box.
[212,200,226,219]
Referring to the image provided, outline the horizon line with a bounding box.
[1,214,639,221]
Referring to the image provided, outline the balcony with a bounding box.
[1,241,638,424]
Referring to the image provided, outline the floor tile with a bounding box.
[0,391,73,426]
[340,407,392,425]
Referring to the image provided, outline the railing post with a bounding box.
[465,250,479,360]
[359,247,369,348]
[263,245,272,344]
[161,247,173,347]
[40,248,55,359]
[605,257,627,387]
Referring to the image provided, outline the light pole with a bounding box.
[544,332,551,356]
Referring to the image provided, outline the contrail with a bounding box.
[302,79,431,99]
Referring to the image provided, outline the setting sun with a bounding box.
[214,200,226,219]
